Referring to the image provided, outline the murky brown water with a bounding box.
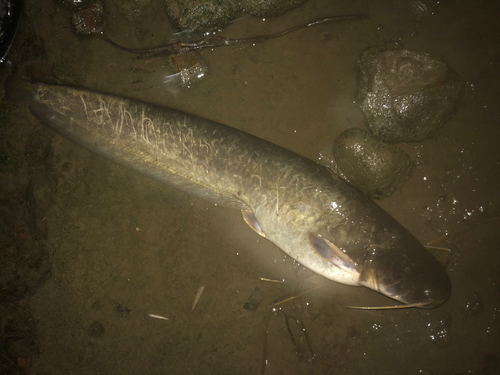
[2,0,499,373]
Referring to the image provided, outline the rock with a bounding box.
[355,45,464,143]
[240,0,308,17]
[165,0,239,30]
[165,0,309,30]
[165,52,208,90]
[71,1,106,35]
[243,286,264,312]
[333,128,415,199]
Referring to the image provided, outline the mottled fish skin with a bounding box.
[20,82,451,307]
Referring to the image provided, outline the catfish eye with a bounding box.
[424,290,433,297]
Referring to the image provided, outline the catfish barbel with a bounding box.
[7,78,451,308]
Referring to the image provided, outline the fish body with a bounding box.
[8,79,451,307]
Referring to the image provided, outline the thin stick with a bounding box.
[271,282,329,307]
[261,314,272,375]
[148,313,169,320]
[346,302,423,310]
[260,277,285,283]
[192,285,206,311]
[104,14,369,58]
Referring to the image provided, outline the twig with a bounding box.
[271,281,329,307]
[192,285,206,311]
[104,14,369,58]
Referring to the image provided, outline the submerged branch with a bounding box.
[104,14,369,59]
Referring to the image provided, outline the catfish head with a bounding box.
[309,232,452,309]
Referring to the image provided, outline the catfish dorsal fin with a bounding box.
[308,232,360,277]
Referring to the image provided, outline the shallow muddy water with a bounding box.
[1,0,499,374]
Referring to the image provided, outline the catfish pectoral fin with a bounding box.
[308,232,360,278]
[242,210,266,238]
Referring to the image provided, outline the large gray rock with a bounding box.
[333,128,415,199]
[240,0,308,17]
[165,0,239,30]
[356,46,464,143]
[165,0,308,30]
